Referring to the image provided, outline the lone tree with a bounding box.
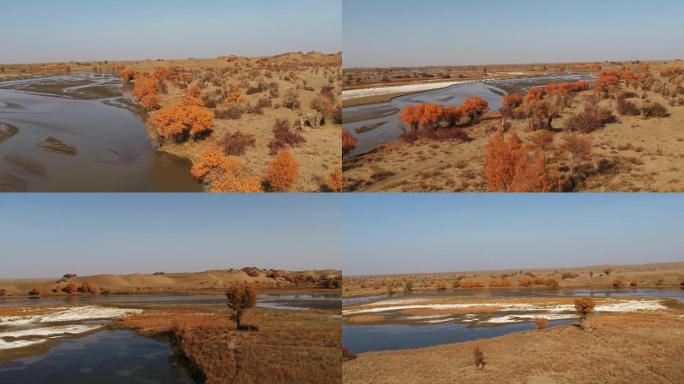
[226,285,257,330]
[404,281,414,293]
[574,297,596,329]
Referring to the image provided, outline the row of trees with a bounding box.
[400,96,490,135]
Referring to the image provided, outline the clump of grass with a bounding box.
[473,345,486,369]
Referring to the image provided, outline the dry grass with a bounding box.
[343,311,684,384]
[120,306,341,384]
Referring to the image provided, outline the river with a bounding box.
[0,73,201,192]
[342,73,595,157]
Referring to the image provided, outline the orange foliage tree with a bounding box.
[502,92,523,116]
[150,97,214,143]
[132,73,161,110]
[484,130,558,192]
[327,168,342,192]
[191,146,262,193]
[595,71,621,96]
[461,97,489,124]
[266,150,299,192]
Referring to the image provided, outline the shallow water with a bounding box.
[344,319,572,354]
[0,292,341,311]
[342,73,595,157]
[0,329,192,383]
[342,288,680,353]
[0,73,201,191]
[342,287,684,306]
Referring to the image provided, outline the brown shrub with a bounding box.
[473,345,486,369]
[604,268,613,275]
[612,279,625,288]
[221,132,256,156]
[488,278,512,288]
[564,107,616,133]
[266,150,299,192]
[62,283,78,294]
[461,280,486,288]
[533,317,549,330]
[561,272,579,280]
[242,267,260,277]
[574,297,595,321]
[342,130,357,155]
[28,288,41,296]
[269,119,305,155]
[435,280,447,290]
[343,347,357,361]
[630,280,639,287]
[641,102,670,118]
[427,127,470,142]
[617,98,640,116]
[78,281,100,294]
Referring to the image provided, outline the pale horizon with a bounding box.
[342,194,684,276]
[0,195,340,278]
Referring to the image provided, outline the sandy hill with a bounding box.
[0,268,341,296]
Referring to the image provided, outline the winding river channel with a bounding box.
[0,73,200,192]
[343,288,682,354]
[0,292,340,382]
[342,73,595,157]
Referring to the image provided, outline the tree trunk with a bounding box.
[235,312,242,329]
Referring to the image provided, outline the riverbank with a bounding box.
[113,52,342,192]
[343,64,684,192]
[1,298,342,383]
[342,72,547,108]
[120,305,341,384]
[0,73,201,192]
[343,309,684,384]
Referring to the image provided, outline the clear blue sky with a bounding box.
[342,194,684,276]
[344,0,684,68]
[0,195,339,278]
[0,0,341,64]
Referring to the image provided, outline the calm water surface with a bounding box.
[0,330,192,383]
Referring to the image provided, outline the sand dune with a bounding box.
[0,268,341,296]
